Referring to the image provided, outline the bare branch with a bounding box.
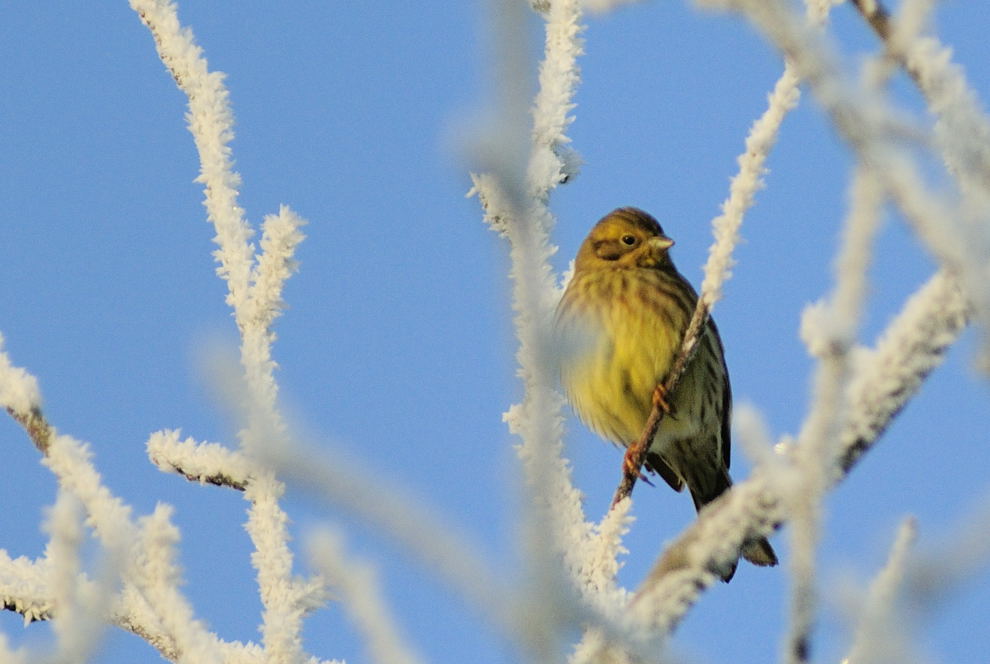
[6,406,53,456]
[850,0,892,41]
[609,302,711,507]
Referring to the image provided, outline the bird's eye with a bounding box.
[621,234,637,246]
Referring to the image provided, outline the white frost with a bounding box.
[0,333,42,414]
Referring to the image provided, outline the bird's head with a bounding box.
[575,207,675,271]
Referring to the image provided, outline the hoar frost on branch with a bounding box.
[627,1,982,658]
[1,0,325,661]
[2,0,990,663]
[476,0,987,662]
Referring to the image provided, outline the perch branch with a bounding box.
[612,41,802,508]
[610,301,710,508]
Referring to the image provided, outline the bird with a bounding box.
[554,207,776,579]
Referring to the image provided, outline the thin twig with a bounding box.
[843,516,918,664]
[147,432,256,491]
[6,406,53,455]
[849,0,891,40]
[164,466,247,491]
[610,301,710,508]
[611,21,802,509]
[850,0,934,97]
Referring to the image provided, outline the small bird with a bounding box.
[554,207,776,579]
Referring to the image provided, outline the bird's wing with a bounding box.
[646,452,684,492]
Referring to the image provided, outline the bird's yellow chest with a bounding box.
[558,291,683,446]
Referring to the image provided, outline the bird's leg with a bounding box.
[622,447,655,486]
[611,381,671,507]
[620,384,674,488]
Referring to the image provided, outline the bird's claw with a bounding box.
[622,448,655,486]
[653,383,675,418]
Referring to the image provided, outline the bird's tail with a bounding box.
[690,469,778,577]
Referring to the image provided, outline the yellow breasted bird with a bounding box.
[554,207,776,579]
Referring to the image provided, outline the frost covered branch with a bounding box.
[783,165,885,663]
[3,0,989,661]
[698,0,990,362]
[1,2,325,661]
[850,0,990,365]
[470,0,616,658]
[128,2,319,661]
[147,430,259,490]
[131,0,307,419]
[0,350,227,661]
[843,496,990,664]
[308,530,423,664]
[612,55,802,507]
[617,0,990,652]
[1,338,48,452]
[470,1,670,659]
[842,516,919,664]
[633,268,969,633]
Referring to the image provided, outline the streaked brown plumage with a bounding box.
[555,207,776,579]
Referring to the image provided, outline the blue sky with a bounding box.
[2,2,988,663]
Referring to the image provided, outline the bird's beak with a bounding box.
[649,235,675,251]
